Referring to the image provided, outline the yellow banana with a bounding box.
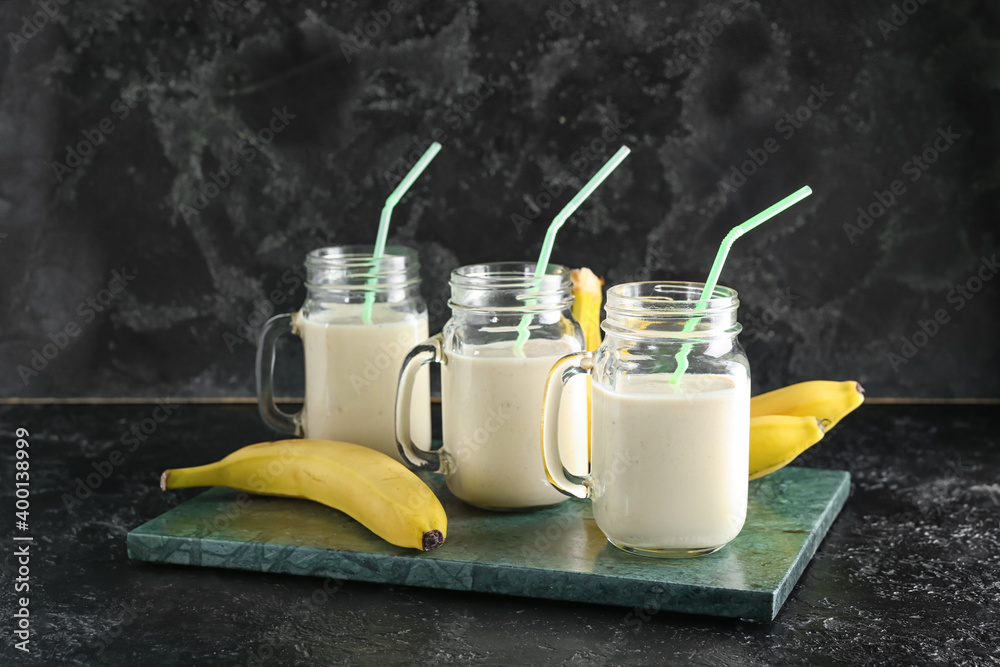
[570,267,604,351]
[161,439,447,551]
[750,380,865,429]
[749,415,826,480]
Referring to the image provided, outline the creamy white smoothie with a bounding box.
[591,373,750,552]
[297,304,430,461]
[441,339,586,509]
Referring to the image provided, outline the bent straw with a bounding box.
[668,185,813,383]
[362,141,443,323]
[512,146,631,353]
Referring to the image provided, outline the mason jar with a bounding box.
[395,262,587,510]
[541,281,750,557]
[256,245,431,461]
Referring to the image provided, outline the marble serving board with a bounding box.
[127,466,849,621]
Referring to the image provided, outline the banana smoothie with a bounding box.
[441,339,587,510]
[591,373,750,552]
[297,304,431,461]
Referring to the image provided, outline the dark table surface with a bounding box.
[0,402,997,666]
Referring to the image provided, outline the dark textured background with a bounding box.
[1,403,997,664]
[1,0,998,399]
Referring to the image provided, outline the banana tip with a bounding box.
[422,530,445,551]
[160,470,169,491]
[855,381,865,396]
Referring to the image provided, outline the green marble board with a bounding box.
[127,466,849,621]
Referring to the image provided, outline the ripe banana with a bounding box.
[750,380,865,429]
[161,439,447,551]
[749,415,826,480]
[570,267,604,351]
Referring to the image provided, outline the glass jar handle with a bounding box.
[541,351,594,499]
[255,312,303,435]
[395,333,443,472]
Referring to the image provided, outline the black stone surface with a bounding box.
[1,1,999,400]
[0,402,997,665]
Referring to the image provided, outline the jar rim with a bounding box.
[304,244,420,290]
[602,281,741,339]
[450,261,571,289]
[449,262,573,312]
[306,244,417,268]
[606,281,738,312]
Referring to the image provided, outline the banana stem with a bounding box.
[160,463,225,491]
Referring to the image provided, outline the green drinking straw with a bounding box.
[362,141,442,324]
[668,185,813,383]
[512,145,631,353]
